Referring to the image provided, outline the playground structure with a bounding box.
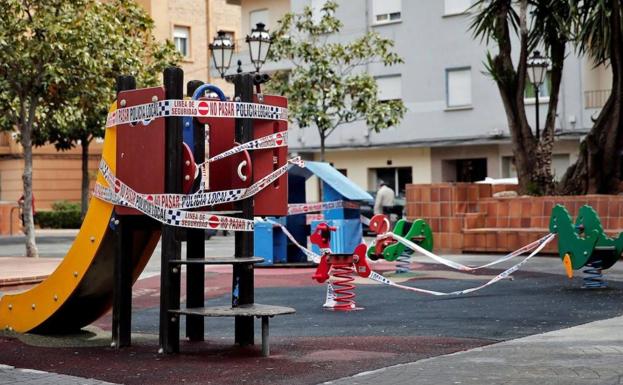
[0,67,295,357]
[549,204,623,288]
[254,161,372,266]
[0,60,617,357]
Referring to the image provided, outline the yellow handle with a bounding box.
[563,253,573,279]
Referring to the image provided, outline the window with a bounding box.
[444,0,472,15]
[249,9,269,33]
[173,26,190,58]
[369,167,412,196]
[442,158,486,182]
[376,75,402,101]
[372,0,401,24]
[311,0,328,24]
[502,156,516,178]
[524,71,552,101]
[446,68,472,107]
[552,154,570,181]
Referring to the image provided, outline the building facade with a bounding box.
[230,0,611,197]
[0,0,241,213]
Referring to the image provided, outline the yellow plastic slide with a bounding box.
[0,104,160,333]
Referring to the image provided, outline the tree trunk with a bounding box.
[20,100,39,258]
[559,0,623,194]
[81,137,90,218]
[488,0,564,195]
[319,129,326,162]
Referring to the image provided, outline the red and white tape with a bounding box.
[367,233,556,296]
[106,99,288,128]
[97,157,303,210]
[198,131,288,167]
[287,200,360,215]
[93,183,254,231]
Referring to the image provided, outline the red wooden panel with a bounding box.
[252,95,288,216]
[115,87,166,215]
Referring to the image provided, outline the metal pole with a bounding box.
[112,75,136,349]
[185,79,205,342]
[233,72,255,346]
[159,67,184,354]
[535,84,540,141]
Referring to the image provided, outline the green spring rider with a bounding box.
[549,204,623,288]
[367,217,434,274]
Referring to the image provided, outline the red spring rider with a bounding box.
[311,223,371,311]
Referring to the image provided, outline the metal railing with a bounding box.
[584,89,611,109]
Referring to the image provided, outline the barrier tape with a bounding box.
[367,233,556,296]
[198,131,288,168]
[106,99,288,128]
[386,231,554,272]
[264,218,556,296]
[97,156,303,210]
[262,218,322,262]
[288,200,360,215]
[93,183,254,231]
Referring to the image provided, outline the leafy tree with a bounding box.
[0,0,178,257]
[267,0,406,161]
[559,0,623,194]
[470,0,571,195]
[35,0,180,217]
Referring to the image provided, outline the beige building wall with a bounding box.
[304,147,432,202]
[430,139,582,183]
[431,145,501,182]
[0,132,103,210]
[240,0,290,35]
[207,0,242,94]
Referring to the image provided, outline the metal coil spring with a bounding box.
[331,266,356,311]
[395,253,412,274]
[582,260,607,289]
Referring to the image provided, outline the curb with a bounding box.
[0,274,49,288]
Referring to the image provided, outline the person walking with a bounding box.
[374,180,395,215]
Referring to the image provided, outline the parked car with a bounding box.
[360,191,405,235]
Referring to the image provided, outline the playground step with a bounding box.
[169,257,264,264]
[170,304,296,357]
[170,303,295,317]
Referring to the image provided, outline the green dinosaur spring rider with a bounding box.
[366,216,434,274]
[549,204,623,288]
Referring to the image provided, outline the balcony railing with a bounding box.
[584,89,611,109]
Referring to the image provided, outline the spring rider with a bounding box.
[311,223,371,310]
[366,214,434,274]
[549,204,623,288]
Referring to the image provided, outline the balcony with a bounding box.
[584,89,611,109]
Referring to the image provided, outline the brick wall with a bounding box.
[406,183,623,254]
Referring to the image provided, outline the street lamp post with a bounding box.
[527,50,550,141]
[209,24,272,347]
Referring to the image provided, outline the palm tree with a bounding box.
[559,0,623,194]
[470,0,571,195]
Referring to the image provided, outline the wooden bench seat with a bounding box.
[170,304,295,356]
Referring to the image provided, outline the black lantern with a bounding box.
[209,30,235,78]
[527,50,550,140]
[246,22,272,73]
[527,50,549,87]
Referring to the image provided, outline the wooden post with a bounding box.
[185,79,205,341]
[112,75,136,349]
[233,73,255,346]
[159,67,184,354]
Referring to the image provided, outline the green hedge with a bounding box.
[35,201,83,229]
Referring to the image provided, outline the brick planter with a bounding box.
[406,183,623,253]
